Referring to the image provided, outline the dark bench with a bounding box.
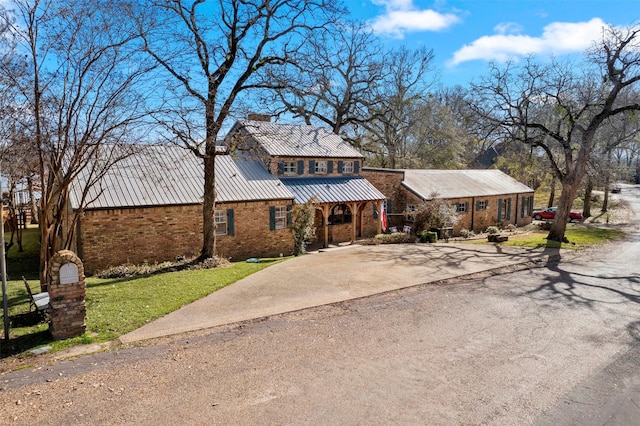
[487,234,509,243]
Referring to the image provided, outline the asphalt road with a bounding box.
[1,187,640,425]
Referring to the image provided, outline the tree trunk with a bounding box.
[547,178,556,208]
[27,176,39,224]
[602,174,610,213]
[583,176,593,219]
[200,154,216,259]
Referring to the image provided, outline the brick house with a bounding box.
[363,168,534,235]
[224,119,385,248]
[72,120,385,274]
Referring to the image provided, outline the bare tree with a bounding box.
[470,25,640,242]
[364,46,436,169]
[3,0,153,288]
[135,0,344,260]
[258,21,384,147]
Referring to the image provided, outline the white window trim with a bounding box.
[406,204,417,222]
[315,160,327,174]
[343,161,354,174]
[214,210,227,235]
[283,161,296,175]
[274,206,287,229]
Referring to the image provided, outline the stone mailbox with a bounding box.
[48,250,86,339]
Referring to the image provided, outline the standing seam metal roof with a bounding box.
[229,120,364,158]
[401,169,534,200]
[70,144,294,210]
[280,176,385,204]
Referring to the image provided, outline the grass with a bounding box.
[497,226,625,250]
[1,227,283,358]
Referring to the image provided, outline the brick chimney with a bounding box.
[247,113,271,122]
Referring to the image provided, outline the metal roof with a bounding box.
[280,176,385,204]
[228,120,364,158]
[71,144,294,210]
[402,169,533,200]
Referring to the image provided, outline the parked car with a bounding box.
[532,207,583,222]
[611,186,622,193]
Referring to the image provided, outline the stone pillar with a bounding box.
[48,250,86,339]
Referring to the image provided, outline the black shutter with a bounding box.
[506,198,512,220]
[354,161,360,173]
[297,160,304,175]
[327,161,333,173]
[277,161,284,174]
[287,204,293,227]
[338,161,344,173]
[269,206,276,231]
[309,160,315,174]
[227,209,235,236]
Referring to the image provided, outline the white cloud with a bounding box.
[450,18,607,65]
[369,0,462,39]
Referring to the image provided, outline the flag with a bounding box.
[381,200,387,231]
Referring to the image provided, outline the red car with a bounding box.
[532,207,583,222]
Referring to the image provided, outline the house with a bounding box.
[72,119,385,274]
[223,118,386,248]
[72,144,298,273]
[363,168,535,234]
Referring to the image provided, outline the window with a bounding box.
[329,204,352,224]
[215,210,227,235]
[456,202,467,213]
[342,161,354,174]
[274,206,287,229]
[283,161,296,175]
[406,204,417,222]
[477,200,488,211]
[270,205,290,230]
[315,160,327,174]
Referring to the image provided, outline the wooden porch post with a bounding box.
[377,200,383,235]
[322,204,330,248]
[349,202,359,242]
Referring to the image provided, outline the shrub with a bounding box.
[96,256,230,278]
[417,230,438,243]
[459,228,472,238]
[374,232,416,244]
[486,226,499,234]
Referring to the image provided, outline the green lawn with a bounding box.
[471,226,624,250]
[2,227,283,357]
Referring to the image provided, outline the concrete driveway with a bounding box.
[120,242,558,343]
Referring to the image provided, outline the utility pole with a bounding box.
[1,161,9,346]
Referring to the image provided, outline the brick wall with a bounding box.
[362,169,407,229]
[364,168,534,235]
[78,200,295,274]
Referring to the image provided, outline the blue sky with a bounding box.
[347,0,640,87]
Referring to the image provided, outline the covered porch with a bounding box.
[280,176,385,248]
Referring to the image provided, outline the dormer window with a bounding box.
[342,161,354,174]
[283,161,296,175]
[315,160,327,174]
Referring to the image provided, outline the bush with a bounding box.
[459,228,472,238]
[486,226,499,234]
[96,256,230,278]
[417,230,438,243]
[374,232,416,244]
